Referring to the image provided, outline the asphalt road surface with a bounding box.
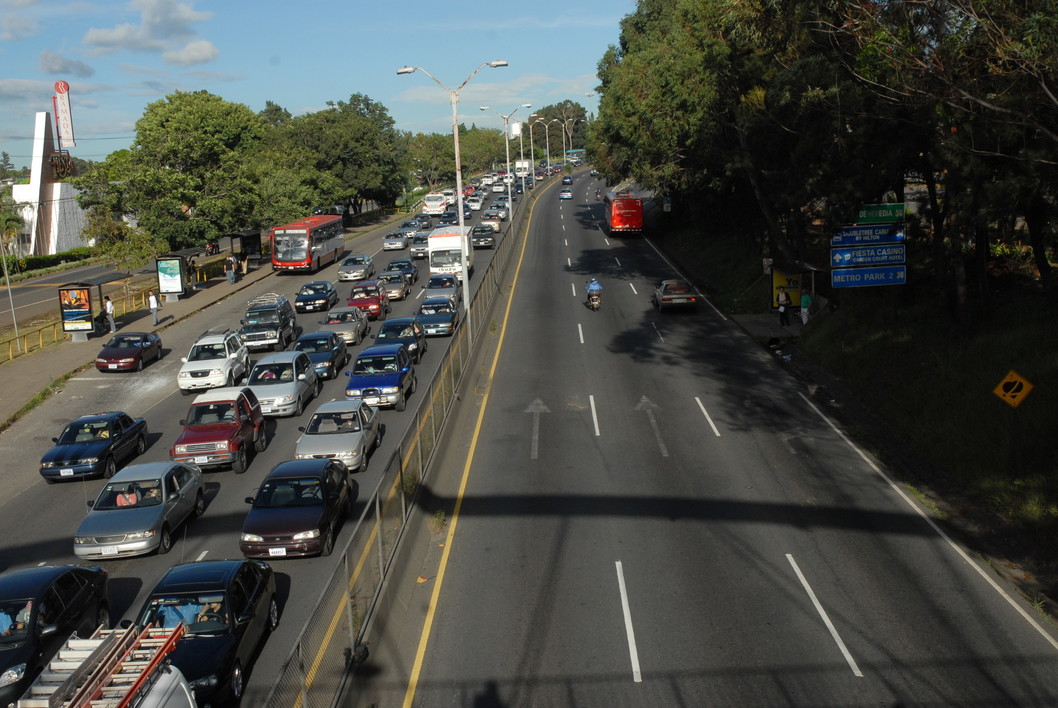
[364,176,1058,707]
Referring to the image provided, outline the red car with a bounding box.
[347,280,390,321]
[94,332,163,372]
[170,387,267,474]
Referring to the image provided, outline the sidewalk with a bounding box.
[0,265,274,427]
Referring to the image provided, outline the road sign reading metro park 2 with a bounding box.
[831,244,906,267]
[832,265,907,288]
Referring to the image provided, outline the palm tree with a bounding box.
[0,194,26,348]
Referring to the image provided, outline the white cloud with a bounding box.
[1,11,39,40]
[83,0,212,55]
[162,38,216,66]
[0,0,40,9]
[40,50,95,78]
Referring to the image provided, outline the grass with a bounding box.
[652,209,1058,581]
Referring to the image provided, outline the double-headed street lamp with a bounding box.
[397,61,507,344]
[480,103,531,227]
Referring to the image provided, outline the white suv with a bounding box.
[178,328,250,394]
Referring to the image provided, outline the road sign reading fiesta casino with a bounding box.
[830,204,907,288]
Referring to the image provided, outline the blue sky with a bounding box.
[0,0,633,169]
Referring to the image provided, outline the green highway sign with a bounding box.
[857,203,904,224]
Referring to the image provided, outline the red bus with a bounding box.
[270,215,344,272]
[603,192,644,235]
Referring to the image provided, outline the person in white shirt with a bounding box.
[148,290,160,326]
[104,296,116,333]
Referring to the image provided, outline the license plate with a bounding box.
[269,547,287,557]
[194,456,209,464]
[101,546,119,556]
[108,364,118,369]
[261,407,272,414]
[364,397,380,405]
[672,298,687,303]
[60,468,74,477]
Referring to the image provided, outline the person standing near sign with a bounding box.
[103,295,116,333]
[800,290,812,325]
[776,286,792,327]
[148,290,160,326]
[224,256,235,285]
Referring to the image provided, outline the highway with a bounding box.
[363,176,1058,706]
[0,195,511,705]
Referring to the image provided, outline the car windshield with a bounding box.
[58,420,111,443]
[306,411,361,434]
[400,221,418,229]
[379,275,402,284]
[324,311,359,324]
[187,402,236,425]
[664,283,690,294]
[342,257,366,266]
[420,301,453,315]
[142,593,228,635]
[249,363,294,384]
[188,343,225,361]
[94,479,163,510]
[377,322,414,339]
[105,335,145,348]
[300,284,328,295]
[295,338,333,354]
[350,288,375,299]
[254,477,324,507]
[244,310,279,325]
[0,599,33,644]
[354,355,398,374]
[428,278,455,289]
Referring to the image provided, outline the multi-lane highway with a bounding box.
[368,177,1058,706]
[0,193,513,705]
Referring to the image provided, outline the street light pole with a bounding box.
[480,103,531,230]
[397,60,508,345]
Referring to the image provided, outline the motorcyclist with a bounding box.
[585,278,603,308]
[595,189,601,200]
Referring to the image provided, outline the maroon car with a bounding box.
[347,280,390,321]
[94,332,163,372]
[170,387,266,474]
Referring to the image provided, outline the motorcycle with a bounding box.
[587,291,602,311]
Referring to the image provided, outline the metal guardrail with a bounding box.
[261,195,528,708]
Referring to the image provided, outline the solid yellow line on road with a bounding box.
[402,210,535,707]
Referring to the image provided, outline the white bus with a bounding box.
[422,192,447,215]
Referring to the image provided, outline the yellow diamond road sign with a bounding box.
[993,370,1034,408]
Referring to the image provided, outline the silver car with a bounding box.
[409,234,429,259]
[383,232,409,251]
[294,400,381,472]
[246,351,320,417]
[74,461,205,559]
[318,306,370,345]
[337,254,374,282]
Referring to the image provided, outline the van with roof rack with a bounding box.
[238,292,298,352]
[178,328,250,394]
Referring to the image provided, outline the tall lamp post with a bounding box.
[397,60,508,343]
[480,103,531,227]
[564,118,584,165]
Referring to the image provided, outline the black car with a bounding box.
[471,225,496,249]
[0,565,110,705]
[294,281,339,314]
[436,211,459,226]
[383,258,420,284]
[562,175,573,185]
[373,317,428,363]
[134,559,278,705]
[293,331,349,380]
[240,459,359,558]
[39,411,148,483]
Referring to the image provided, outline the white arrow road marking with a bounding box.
[524,398,551,459]
[635,395,669,457]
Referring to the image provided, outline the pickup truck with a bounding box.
[170,387,267,474]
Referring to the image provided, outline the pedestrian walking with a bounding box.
[776,286,792,327]
[103,295,116,333]
[148,290,160,326]
[224,256,235,285]
[800,290,812,325]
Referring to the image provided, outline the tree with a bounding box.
[91,217,170,298]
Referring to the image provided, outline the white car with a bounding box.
[383,232,409,250]
[295,400,381,472]
[178,329,250,394]
[466,196,483,211]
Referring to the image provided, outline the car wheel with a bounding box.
[229,661,244,703]
[294,396,304,417]
[227,372,235,387]
[102,457,117,479]
[157,525,172,555]
[232,447,247,475]
[321,528,334,557]
[267,596,279,633]
[395,392,406,412]
[344,351,351,367]
[254,426,267,452]
[193,490,205,517]
[136,357,143,372]
[135,435,147,458]
[315,377,323,397]
[95,604,110,630]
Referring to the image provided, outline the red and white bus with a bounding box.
[603,192,644,235]
[270,215,344,272]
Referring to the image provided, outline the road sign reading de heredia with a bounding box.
[857,203,904,224]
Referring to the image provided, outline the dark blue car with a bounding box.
[345,343,417,411]
[39,411,148,482]
[293,331,349,380]
[373,317,428,363]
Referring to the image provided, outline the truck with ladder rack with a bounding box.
[15,624,194,708]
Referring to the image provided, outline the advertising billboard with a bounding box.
[156,257,186,295]
[58,287,92,332]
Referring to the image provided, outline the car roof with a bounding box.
[254,351,305,364]
[265,459,333,479]
[422,297,454,305]
[151,560,248,594]
[0,565,95,598]
[300,281,331,288]
[67,411,124,425]
[358,343,406,357]
[297,331,338,341]
[310,400,365,415]
[379,317,418,326]
[191,387,252,404]
[108,461,186,483]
